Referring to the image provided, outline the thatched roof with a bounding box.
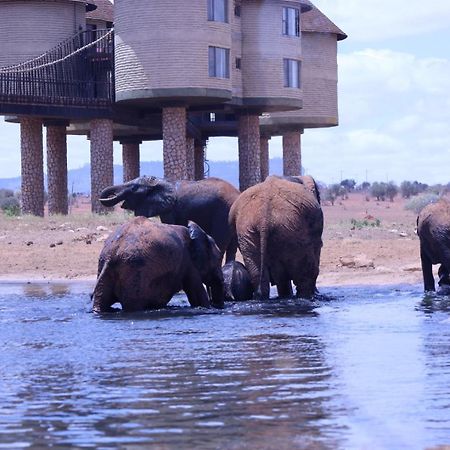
[86,0,113,22]
[302,1,347,41]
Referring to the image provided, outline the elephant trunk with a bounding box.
[99,185,131,207]
[208,274,225,309]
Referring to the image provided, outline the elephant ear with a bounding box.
[299,175,321,204]
[187,221,210,271]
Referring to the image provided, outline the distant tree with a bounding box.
[400,181,414,198]
[0,188,14,199]
[385,182,399,202]
[340,179,356,192]
[358,181,371,191]
[325,183,342,206]
[370,182,387,201]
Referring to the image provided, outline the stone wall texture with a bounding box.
[194,140,205,180]
[20,117,44,216]
[90,119,114,214]
[260,136,270,181]
[186,137,195,181]
[283,131,301,176]
[46,125,68,215]
[122,142,140,182]
[238,114,261,191]
[163,107,187,181]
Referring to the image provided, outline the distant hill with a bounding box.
[0,158,287,194]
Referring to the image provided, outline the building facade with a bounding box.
[0,0,346,215]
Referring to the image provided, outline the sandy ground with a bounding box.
[0,193,428,287]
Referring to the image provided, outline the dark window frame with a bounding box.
[208,46,230,78]
[208,0,228,23]
[282,7,300,37]
[283,58,301,88]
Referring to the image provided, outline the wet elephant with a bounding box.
[92,218,225,312]
[229,176,323,300]
[417,199,450,292]
[222,260,254,301]
[99,176,240,262]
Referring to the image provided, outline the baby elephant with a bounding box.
[417,199,450,292]
[92,217,224,312]
[222,261,254,301]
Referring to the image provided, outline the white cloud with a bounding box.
[312,0,450,42]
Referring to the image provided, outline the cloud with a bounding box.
[312,0,450,42]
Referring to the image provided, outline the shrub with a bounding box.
[0,196,20,216]
[351,217,381,229]
[404,193,440,214]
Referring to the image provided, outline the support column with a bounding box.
[238,113,261,191]
[46,124,68,215]
[282,131,302,176]
[162,106,187,181]
[194,140,206,180]
[90,119,114,214]
[186,137,195,181]
[122,141,140,182]
[260,135,270,181]
[20,117,44,216]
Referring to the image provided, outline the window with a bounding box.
[208,0,228,23]
[235,57,241,70]
[209,46,230,78]
[282,7,300,37]
[283,59,301,88]
[234,5,241,17]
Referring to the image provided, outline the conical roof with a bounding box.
[86,0,113,22]
[301,1,347,40]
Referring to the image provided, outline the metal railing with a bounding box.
[0,29,114,112]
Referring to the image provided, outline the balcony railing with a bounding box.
[0,29,114,116]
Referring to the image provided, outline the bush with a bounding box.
[404,193,440,214]
[0,196,20,216]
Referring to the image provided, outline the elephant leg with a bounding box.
[438,264,450,286]
[292,254,319,299]
[420,245,435,291]
[183,271,210,308]
[276,276,293,299]
[225,234,238,263]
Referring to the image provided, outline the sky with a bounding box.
[1,0,450,185]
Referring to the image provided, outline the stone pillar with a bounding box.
[194,140,206,180]
[20,117,44,216]
[122,141,140,182]
[186,137,195,181]
[260,135,270,181]
[162,106,187,181]
[238,113,261,191]
[282,131,302,176]
[46,124,68,215]
[90,119,114,214]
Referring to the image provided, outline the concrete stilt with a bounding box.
[260,135,270,181]
[20,117,44,216]
[238,113,261,191]
[162,107,187,181]
[46,124,68,215]
[282,131,302,176]
[186,137,195,181]
[122,141,140,182]
[194,140,206,180]
[90,119,114,214]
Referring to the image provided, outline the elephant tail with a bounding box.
[257,204,271,300]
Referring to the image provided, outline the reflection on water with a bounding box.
[0,283,449,449]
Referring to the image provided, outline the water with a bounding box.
[1,282,449,449]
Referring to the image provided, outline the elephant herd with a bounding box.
[91,174,450,313]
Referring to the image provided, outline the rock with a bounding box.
[339,254,374,269]
[402,264,421,272]
[56,241,63,246]
[49,243,56,248]
[96,234,109,242]
[86,240,92,245]
[96,226,110,232]
[26,241,33,246]
[398,232,408,237]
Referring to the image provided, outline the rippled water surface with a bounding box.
[1,282,450,449]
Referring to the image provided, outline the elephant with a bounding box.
[99,176,240,263]
[92,217,225,312]
[222,261,254,301]
[417,199,450,292]
[229,175,323,300]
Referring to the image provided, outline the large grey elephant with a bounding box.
[229,176,323,300]
[417,199,450,292]
[92,218,225,312]
[99,176,240,262]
